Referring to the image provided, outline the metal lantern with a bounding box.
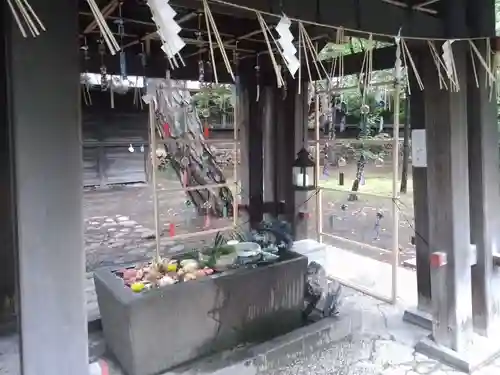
[292,148,316,191]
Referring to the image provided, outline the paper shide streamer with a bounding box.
[147,0,186,69]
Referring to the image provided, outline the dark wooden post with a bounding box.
[403,60,432,329]
[466,0,500,337]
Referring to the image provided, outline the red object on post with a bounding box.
[204,124,209,138]
[169,223,175,237]
[430,252,447,268]
[163,123,170,137]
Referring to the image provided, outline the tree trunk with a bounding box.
[400,91,410,193]
[149,79,233,218]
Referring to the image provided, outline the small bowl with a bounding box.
[234,242,262,258]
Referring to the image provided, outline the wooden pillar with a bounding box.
[0,3,17,332]
[6,0,89,373]
[423,0,474,349]
[403,58,432,328]
[238,65,264,227]
[262,86,276,220]
[275,80,297,227]
[466,0,500,337]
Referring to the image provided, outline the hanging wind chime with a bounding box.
[81,37,92,106]
[133,42,147,109]
[98,39,109,92]
[111,2,130,96]
[374,211,383,240]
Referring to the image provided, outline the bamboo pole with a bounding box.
[148,97,162,263]
[314,92,323,243]
[391,74,401,305]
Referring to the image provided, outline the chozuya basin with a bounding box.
[233,242,262,257]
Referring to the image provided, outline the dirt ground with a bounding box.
[83,158,416,271]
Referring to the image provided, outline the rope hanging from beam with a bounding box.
[203,0,496,42]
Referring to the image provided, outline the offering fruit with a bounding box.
[131,282,145,293]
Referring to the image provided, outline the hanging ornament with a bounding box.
[255,55,261,102]
[196,13,205,82]
[140,144,145,153]
[374,212,383,240]
[338,157,347,167]
[163,123,171,137]
[98,39,109,92]
[203,200,211,229]
[360,104,370,115]
[112,2,130,95]
[204,123,210,138]
[339,203,348,221]
[169,222,175,237]
[134,43,147,109]
[222,199,228,218]
[128,144,135,153]
[81,38,92,106]
[329,214,335,229]
[322,164,329,177]
[378,117,384,133]
[339,116,346,133]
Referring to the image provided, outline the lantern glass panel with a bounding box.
[292,148,316,190]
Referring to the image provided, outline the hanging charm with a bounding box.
[169,222,175,237]
[112,2,130,95]
[98,39,109,92]
[329,213,335,229]
[222,202,228,218]
[255,55,261,102]
[163,122,171,137]
[128,144,135,153]
[203,200,211,229]
[374,212,383,240]
[140,144,145,153]
[184,200,193,227]
[81,38,93,106]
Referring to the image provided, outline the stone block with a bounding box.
[94,251,308,375]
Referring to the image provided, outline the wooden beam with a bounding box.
[83,0,119,35]
[381,0,438,15]
[168,0,445,39]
